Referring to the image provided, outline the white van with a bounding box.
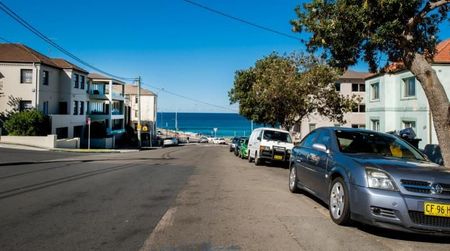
[248,127,294,165]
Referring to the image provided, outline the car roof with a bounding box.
[256,127,290,133]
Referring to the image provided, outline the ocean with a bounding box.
[156,112,262,137]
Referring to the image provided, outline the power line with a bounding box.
[0,1,136,81]
[142,82,238,112]
[0,3,238,112]
[182,0,301,42]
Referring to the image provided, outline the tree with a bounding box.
[4,109,50,136]
[229,53,359,129]
[292,0,450,164]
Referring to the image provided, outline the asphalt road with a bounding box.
[1,145,450,250]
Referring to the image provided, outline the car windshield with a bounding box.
[263,130,292,143]
[335,130,426,161]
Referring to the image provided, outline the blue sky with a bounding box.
[1,0,449,112]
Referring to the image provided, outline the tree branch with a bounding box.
[407,0,450,32]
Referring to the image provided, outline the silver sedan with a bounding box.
[289,127,450,235]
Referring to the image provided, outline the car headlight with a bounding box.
[365,168,397,191]
[260,146,271,151]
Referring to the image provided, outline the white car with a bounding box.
[213,137,226,144]
[162,137,178,147]
[248,127,294,165]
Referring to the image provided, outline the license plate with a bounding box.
[274,155,283,160]
[424,202,450,217]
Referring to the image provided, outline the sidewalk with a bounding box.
[0,142,142,153]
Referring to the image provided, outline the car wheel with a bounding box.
[254,151,262,166]
[329,177,351,225]
[289,165,300,193]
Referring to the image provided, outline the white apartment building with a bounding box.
[294,70,369,140]
[119,85,157,135]
[87,73,125,138]
[0,43,89,139]
[365,39,450,149]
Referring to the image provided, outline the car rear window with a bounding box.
[263,130,292,143]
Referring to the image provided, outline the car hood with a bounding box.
[351,154,450,182]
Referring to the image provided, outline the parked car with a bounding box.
[289,127,450,234]
[234,137,248,156]
[229,137,240,152]
[162,137,178,147]
[213,137,226,144]
[248,127,294,165]
[199,136,208,143]
[239,138,249,159]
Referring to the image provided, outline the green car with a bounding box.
[239,138,249,159]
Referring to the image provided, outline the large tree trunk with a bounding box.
[408,53,450,166]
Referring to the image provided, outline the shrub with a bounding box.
[4,109,50,136]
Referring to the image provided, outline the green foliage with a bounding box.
[0,95,23,135]
[229,53,360,129]
[291,0,450,71]
[4,109,50,136]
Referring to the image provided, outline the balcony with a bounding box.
[108,92,125,101]
[89,89,108,100]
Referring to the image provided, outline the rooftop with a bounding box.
[0,43,60,68]
[113,84,156,96]
[88,72,125,84]
[51,58,88,74]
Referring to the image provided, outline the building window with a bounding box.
[352,83,365,92]
[359,84,365,92]
[19,100,32,111]
[371,82,379,100]
[43,101,48,115]
[402,120,416,131]
[359,104,365,113]
[80,75,85,89]
[334,83,341,92]
[352,104,366,113]
[42,71,49,85]
[73,101,78,115]
[351,124,366,129]
[309,123,316,132]
[135,96,139,103]
[21,69,32,83]
[74,74,79,88]
[80,101,84,115]
[403,77,416,97]
[371,119,380,131]
[134,110,138,118]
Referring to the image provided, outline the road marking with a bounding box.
[140,207,177,251]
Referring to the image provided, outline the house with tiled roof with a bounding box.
[0,43,89,140]
[293,70,370,140]
[365,39,450,148]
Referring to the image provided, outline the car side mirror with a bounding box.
[257,136,261,141]
[312,143,329,153]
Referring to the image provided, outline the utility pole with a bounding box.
[137,76,142,148]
